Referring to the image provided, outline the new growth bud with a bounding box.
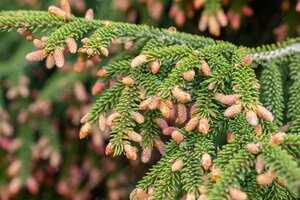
[229,187,247,200]
[79,123,92,139]
[213,93,241,105]
[201,153,212,171]
[26,50,47,62]
[198,117,209,135]
[246,143,260,154]
[172,160,184,172]
[185,117,199,132]
[224,103,243,117]
[171,130,184,143]
[53,48,65,68]
[246,110,259,126]
[171,87,191,102]
[131,54,147,67]
[150,59,160,74]
[256,105,274,122]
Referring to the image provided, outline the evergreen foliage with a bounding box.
[1,1,300,199]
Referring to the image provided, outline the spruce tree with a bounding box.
[1,0,300,199]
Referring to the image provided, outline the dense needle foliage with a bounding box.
[1,0,300,199]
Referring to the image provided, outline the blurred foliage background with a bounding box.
[0,0,299,199]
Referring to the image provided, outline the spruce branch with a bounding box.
[1,1,300,199]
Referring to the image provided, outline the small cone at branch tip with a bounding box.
[100,47,109,57]
[198,194,208,200]
[172,160,184,172]
[172,87,191,102]
[131,111,145,124]
[200,60,211,76]
[131,54,147,67]
[208,82,216,90]
[226,132,234,142]
[7,160,22,178]
[194,0,206,9]
[246,110,259,126]
[81,37,90,45]
[213,93,242,105]
[198,117,209,135]
[198,12,208,31]
[198,186,207,194]
[139,98,151,110]
[86,48,94,56]
[33,39,44,49]
[257,170,277,186]
[254,124,262,135]
[208,16,220,36]
[141,147,152,163]
[131,189,149,200]
[103,20,111,27]
[106,112,119,126]
[242,54,253,66]
[176,104,187,125]
[155,118,168,130]
[201,153,212,171]
[92,81,104,95]
[255,155,264,174]
[229,187,247,200]
[252,82,261,89]
[211,168,221,182]
[190,103,197,118]
[60,0,71,17]
[171,130,184,143]
[186,192,196,200]
[66,38,77,54]
[124,144,138,160]
[85,8,94,20]
[216,10,228,27]
[163,126,177,136]
[165,99,174,109]
[256,105,274,122]
[246,143,260,154]
[127,131,142,142]
[98,113,106,131]
[79,123,92,139]
[158,101,170,118]
[26,177,39,194]
[185,117,199,132]
[26,35,34,41]
[41,36,48,42]
[48,5,66,18]
[168,26,177,33]
[148,95,160,110]
[268,132,285,145]
[8,177,22,196]
[97,69,107,77]
[224,103,243,117]
[153,138,165,155]
[183,70,196,81]
[26,50,47,62]
[150,59,160,74]
[77,48,86,54]
[46,55,55,69]
[53,48,65,68]
[122,76,134,85]
[105,143,114,155]
[280,123,291,132]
